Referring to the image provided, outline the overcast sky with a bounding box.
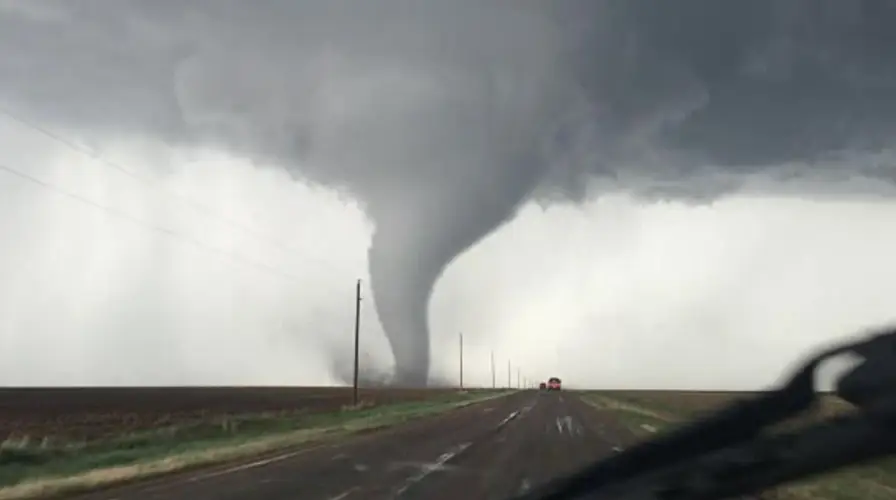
[1,1,895,390]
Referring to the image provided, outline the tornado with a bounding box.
[367,224,435,387]
[4,1,896,387]
[363,146,549,386]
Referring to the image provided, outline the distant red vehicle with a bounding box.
[547,377,561,391]
[539,382,547,390]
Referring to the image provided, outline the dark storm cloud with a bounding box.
[2,0,895,384]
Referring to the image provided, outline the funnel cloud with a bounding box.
[1,0,895,385]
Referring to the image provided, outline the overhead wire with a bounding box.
[0,106,376,348]
[0,162,311,285]
[0,105,354,277]
[0,161,375,390]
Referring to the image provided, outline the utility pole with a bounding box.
[459,332,464,390]
[490,351,496,389]
[517,368,521,389]
[352,279,362,407]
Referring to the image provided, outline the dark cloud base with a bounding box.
[2,0,895,385]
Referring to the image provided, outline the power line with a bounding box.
[0,163,316,285]
[0,106,347,274]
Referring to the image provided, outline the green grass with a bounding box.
[0,389,512,499]
[582,391,891,500]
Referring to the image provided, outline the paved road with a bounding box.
[68,391,639,500]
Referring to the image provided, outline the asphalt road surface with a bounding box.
[67,391,641,500]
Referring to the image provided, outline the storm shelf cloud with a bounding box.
[1,0,896,386]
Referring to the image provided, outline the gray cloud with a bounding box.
[1,0,895,385]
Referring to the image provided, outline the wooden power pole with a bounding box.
[352,279,361,406]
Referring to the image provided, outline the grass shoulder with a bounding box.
[0,389,513,500]
[580,392,674,437]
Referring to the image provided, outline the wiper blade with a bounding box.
[590,408,896,500]
[515,325,896,500]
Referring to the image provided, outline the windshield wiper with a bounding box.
[514,325,896,500]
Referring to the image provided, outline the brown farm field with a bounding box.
[0,386,488,443]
